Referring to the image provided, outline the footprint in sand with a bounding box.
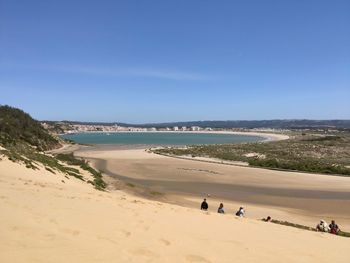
[133,248,157,258]
[159,238,171,246]
[44,233,56,240]
[34,183,46,188]
[11,226,19,231]
[121,230,131,237]
[49,219,58,225]
[185,255,212,263]
[97,235,118,244]
[62,228,80,236]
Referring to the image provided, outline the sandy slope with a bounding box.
[1,156,350,263]
[77,148,350,231]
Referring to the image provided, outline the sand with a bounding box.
[1,155,350,263]
[76,147,350,232]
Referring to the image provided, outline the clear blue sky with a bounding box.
[1,0,349,123]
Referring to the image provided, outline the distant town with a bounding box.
[41,122,300,135]
[40,119,350,135]
[42,123,215,134]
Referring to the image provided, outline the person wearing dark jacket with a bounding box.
[217,203,225,214]
[201,198,208,211]
[329,220,340,235]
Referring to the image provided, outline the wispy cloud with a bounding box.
[0,63,211,81]
[62,67,210,80]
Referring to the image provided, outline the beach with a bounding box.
[1,155,350,263]
[76,145,350,232]
[2,131,350,262]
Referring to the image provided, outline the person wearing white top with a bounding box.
[316,220,330,232]
[235,207,245,217]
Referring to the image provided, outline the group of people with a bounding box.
[200,198,245,217]
[201,198,341,235]
[316,220,340,235]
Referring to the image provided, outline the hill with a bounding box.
[0,105,106,190]
[0,105,61,151]
[138,120,350,129]
[43,119,350,130]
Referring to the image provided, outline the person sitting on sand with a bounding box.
[329,220,340,235]
[316,220,330,232]
[235,207,245,217]
[201,198,208,211]
[263,216,272,222]
[217,203,225,214]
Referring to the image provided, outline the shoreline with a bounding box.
[61,130,290,143]
[54,131,350,231]
[75,146,350,232]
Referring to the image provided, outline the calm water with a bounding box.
[62,132,264,145]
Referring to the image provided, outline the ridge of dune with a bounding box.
[1,155,349,263]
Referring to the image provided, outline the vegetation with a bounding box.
[126,182,136,188]
[0,105,106,190]
[42,121,75,135]
[55,153,107,190]
[269,219,350,238]
[150,191,164,196]
[128,120,350,129]
[153,132,350,176]
[0,105,61,151]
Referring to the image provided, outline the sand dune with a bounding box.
[76,147,350,231]
[1,155,350,263]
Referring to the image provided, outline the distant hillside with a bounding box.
[142,120,350,129]
[0,105,61,151]
[0,105,106,190]
[46,119,350,130]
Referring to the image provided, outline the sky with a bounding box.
[0,0,349,123]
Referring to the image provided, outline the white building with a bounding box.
[191,126,201,131]
[181,126,187,131]
[173,126,179,131]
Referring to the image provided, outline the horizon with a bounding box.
[40,117,350,126]
[1,1,349,122]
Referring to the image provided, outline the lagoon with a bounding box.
[62,132,264,145]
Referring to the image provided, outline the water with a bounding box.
[61,132,264,145]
